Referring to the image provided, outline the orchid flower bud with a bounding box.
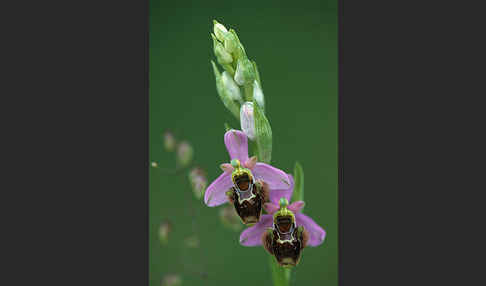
[177,141,193,167]
[213,20,238,54]
[211,61,240,119]
[223,31,238,54]
[213,20,228,42]
[253,80,265,110]
[240,102,255,140]
[222,71,242,103]
[234,58,255,86]
[212,34,233,64]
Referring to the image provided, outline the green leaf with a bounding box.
[291,162,304,204]
[211,61,240,119]
[253,98,272,163]
[269,255,290,286]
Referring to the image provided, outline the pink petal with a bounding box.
[296,213,326,247]
[288,201,305,213]
[252,163,290,190]
[204,172,233,207]
[220,163,234,173]
[244,156,258,169]
[269,174,294,205]
[224,130,249,163]
[263,202,279,214]
[239,215,273,246]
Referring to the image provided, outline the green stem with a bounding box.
[269,255,291,286]
[255,132,291,286]
[243,83,253,101]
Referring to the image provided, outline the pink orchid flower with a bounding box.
[239,178,326,248]
[204,129,291,207]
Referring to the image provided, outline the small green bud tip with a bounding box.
[231,159,241,168]
[213,20,229,43]
[279,197,289,208]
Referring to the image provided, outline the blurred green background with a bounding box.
[150,0,337,285]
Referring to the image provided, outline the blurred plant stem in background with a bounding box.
[153,130,211,285]
[219,205,244,231]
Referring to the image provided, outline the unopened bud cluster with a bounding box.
[211,20,265,131]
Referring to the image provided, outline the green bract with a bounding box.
[253,98,272,164]
[235,58,256,86]
[212,34,233,64]
[211,60,240,119]
[292,162,305,205]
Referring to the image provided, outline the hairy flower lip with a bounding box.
[204,130,290,207]
[239,178,326,247]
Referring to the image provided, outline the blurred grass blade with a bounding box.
[269,256,290,286]
[253,98,272,163]
[292,162,304,204]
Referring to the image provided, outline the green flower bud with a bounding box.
[212,34,233,64]
[222,71,242,103]
[213,20,238,55]
[176,141,193,167]
[211,61,240,119]
[213,20,228,42]
[234,58,255,86]
[223,31,238,54]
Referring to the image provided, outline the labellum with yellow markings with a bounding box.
[225,159,269,224]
